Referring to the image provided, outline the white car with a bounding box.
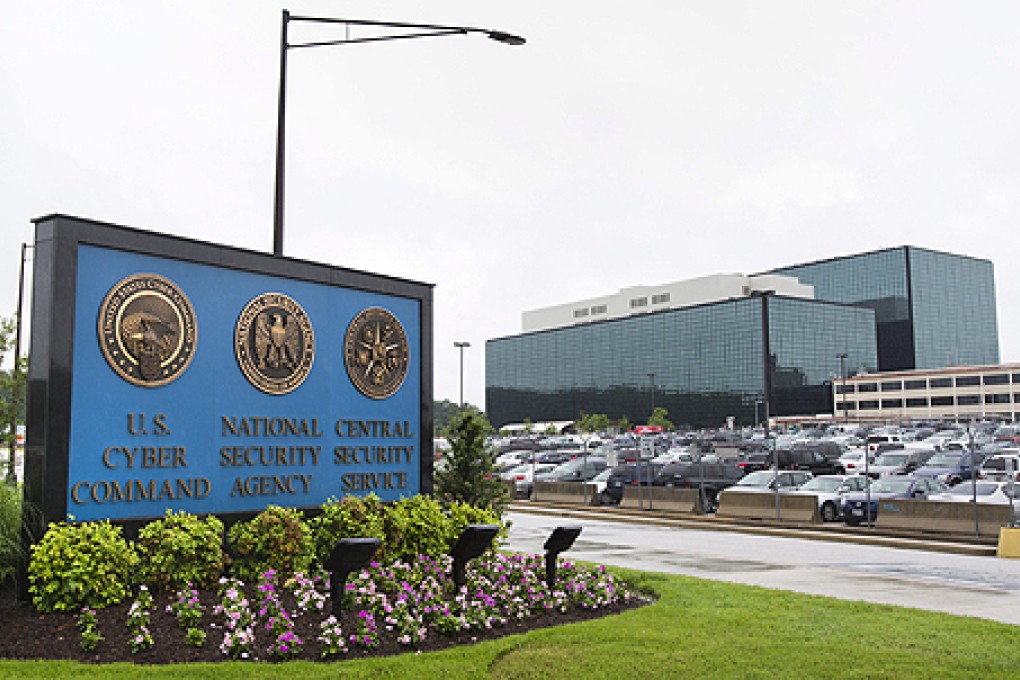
[788,474,871,522]
[500,462,557,498]
[838,450,874,475]
[979,453,1020,483]
[495,450,534,471]
[726,469,813,492]
[928,481,1020,510]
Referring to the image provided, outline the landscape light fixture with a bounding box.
[543,526,582,588]
[273,11,525,256]
[449,524,499,587]
[323,537,382,615]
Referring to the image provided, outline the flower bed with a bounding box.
[0,553,640,664]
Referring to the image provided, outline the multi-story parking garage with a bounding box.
[486,246,999,429]
[834,363,1020,423]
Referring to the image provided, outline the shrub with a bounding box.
[434,411,508,513]
[0,483,42,587]
[382,494,449,564]
[227,505,314,583]
[136,510,227,590]
[308,495,386,565]
[446,501,507,550]
[28,520,138,612]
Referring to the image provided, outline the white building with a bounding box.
[521,273,814,333]
[834,363,1020,423]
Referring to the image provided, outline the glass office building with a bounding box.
[766,246,998,371]
[486,295,877,429]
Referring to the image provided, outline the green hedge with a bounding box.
[26,495,507,613]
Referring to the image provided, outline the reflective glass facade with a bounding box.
[485,296,876,428]
[767,246,998,371]
[909,248,998,368]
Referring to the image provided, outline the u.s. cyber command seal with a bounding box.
[344,307,409,400]
[98,273,197,387]
[235,292,314,394]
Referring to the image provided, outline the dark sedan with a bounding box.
[842,476,949,526]
[652,461,745,512]
[600,462,664,504]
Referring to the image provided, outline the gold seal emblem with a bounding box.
[235,293,314,394]
[97,273,197,387]
[344,307,410,400]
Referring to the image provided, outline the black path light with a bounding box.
[273,11,526,256]
[323,537,383,616]
[449,524,499,588]
[543,526,582,588]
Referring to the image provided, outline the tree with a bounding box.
[648,406,675,431]
[0,317,26,481]
[617,416,631,433]
[433,398,479,433]
[434,411,507,514]
[578,412,610,434]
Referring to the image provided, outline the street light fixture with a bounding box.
[273,11,525,256]
[454,341,471,409]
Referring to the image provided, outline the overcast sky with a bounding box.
[3,1,1020,410]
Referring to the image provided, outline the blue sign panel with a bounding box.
[66,244,422,521]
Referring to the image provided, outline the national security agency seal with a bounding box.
[97,273,197,387]
[344,307,410,400]
[235,292,314,394]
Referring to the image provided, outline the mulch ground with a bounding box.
[0,586,647,665]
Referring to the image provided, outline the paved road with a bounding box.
[506,508,1020,625]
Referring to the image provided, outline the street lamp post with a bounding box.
[454,342,471,409]
[647,372,656,416]
[8,243,31,484]
[272,11,525,256]
[837,353,848,423]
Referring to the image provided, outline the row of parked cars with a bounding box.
[493,423,1020,525]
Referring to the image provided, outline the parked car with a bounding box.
[495,449,535,472]
[867,449,934,478]
[735,452,772,474]
[866,433,904,454]
[600,462,664,504]
[535,456,608,483]
[838,449,874,475]
[651,461,745,512]
[788,474,871,522]
[500,462,557,498]
[979,452,1020,482]
[842,477,949,526]
[726,469,813,493]
[928,481,1020,511]
[588,467,614,499]
[777,448,846,475]
[910,451,986,485]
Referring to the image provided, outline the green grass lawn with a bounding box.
[2,567,1018,679]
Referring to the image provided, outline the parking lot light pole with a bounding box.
[454,341,471,409]
[647,373,656,416]
[272,11,525,256]
[837,353,848,423]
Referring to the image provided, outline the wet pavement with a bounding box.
[506,508,1020,625]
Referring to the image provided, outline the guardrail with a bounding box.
[620,486,703,514]
[716,490,820,523]
[875,499,1012,538]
